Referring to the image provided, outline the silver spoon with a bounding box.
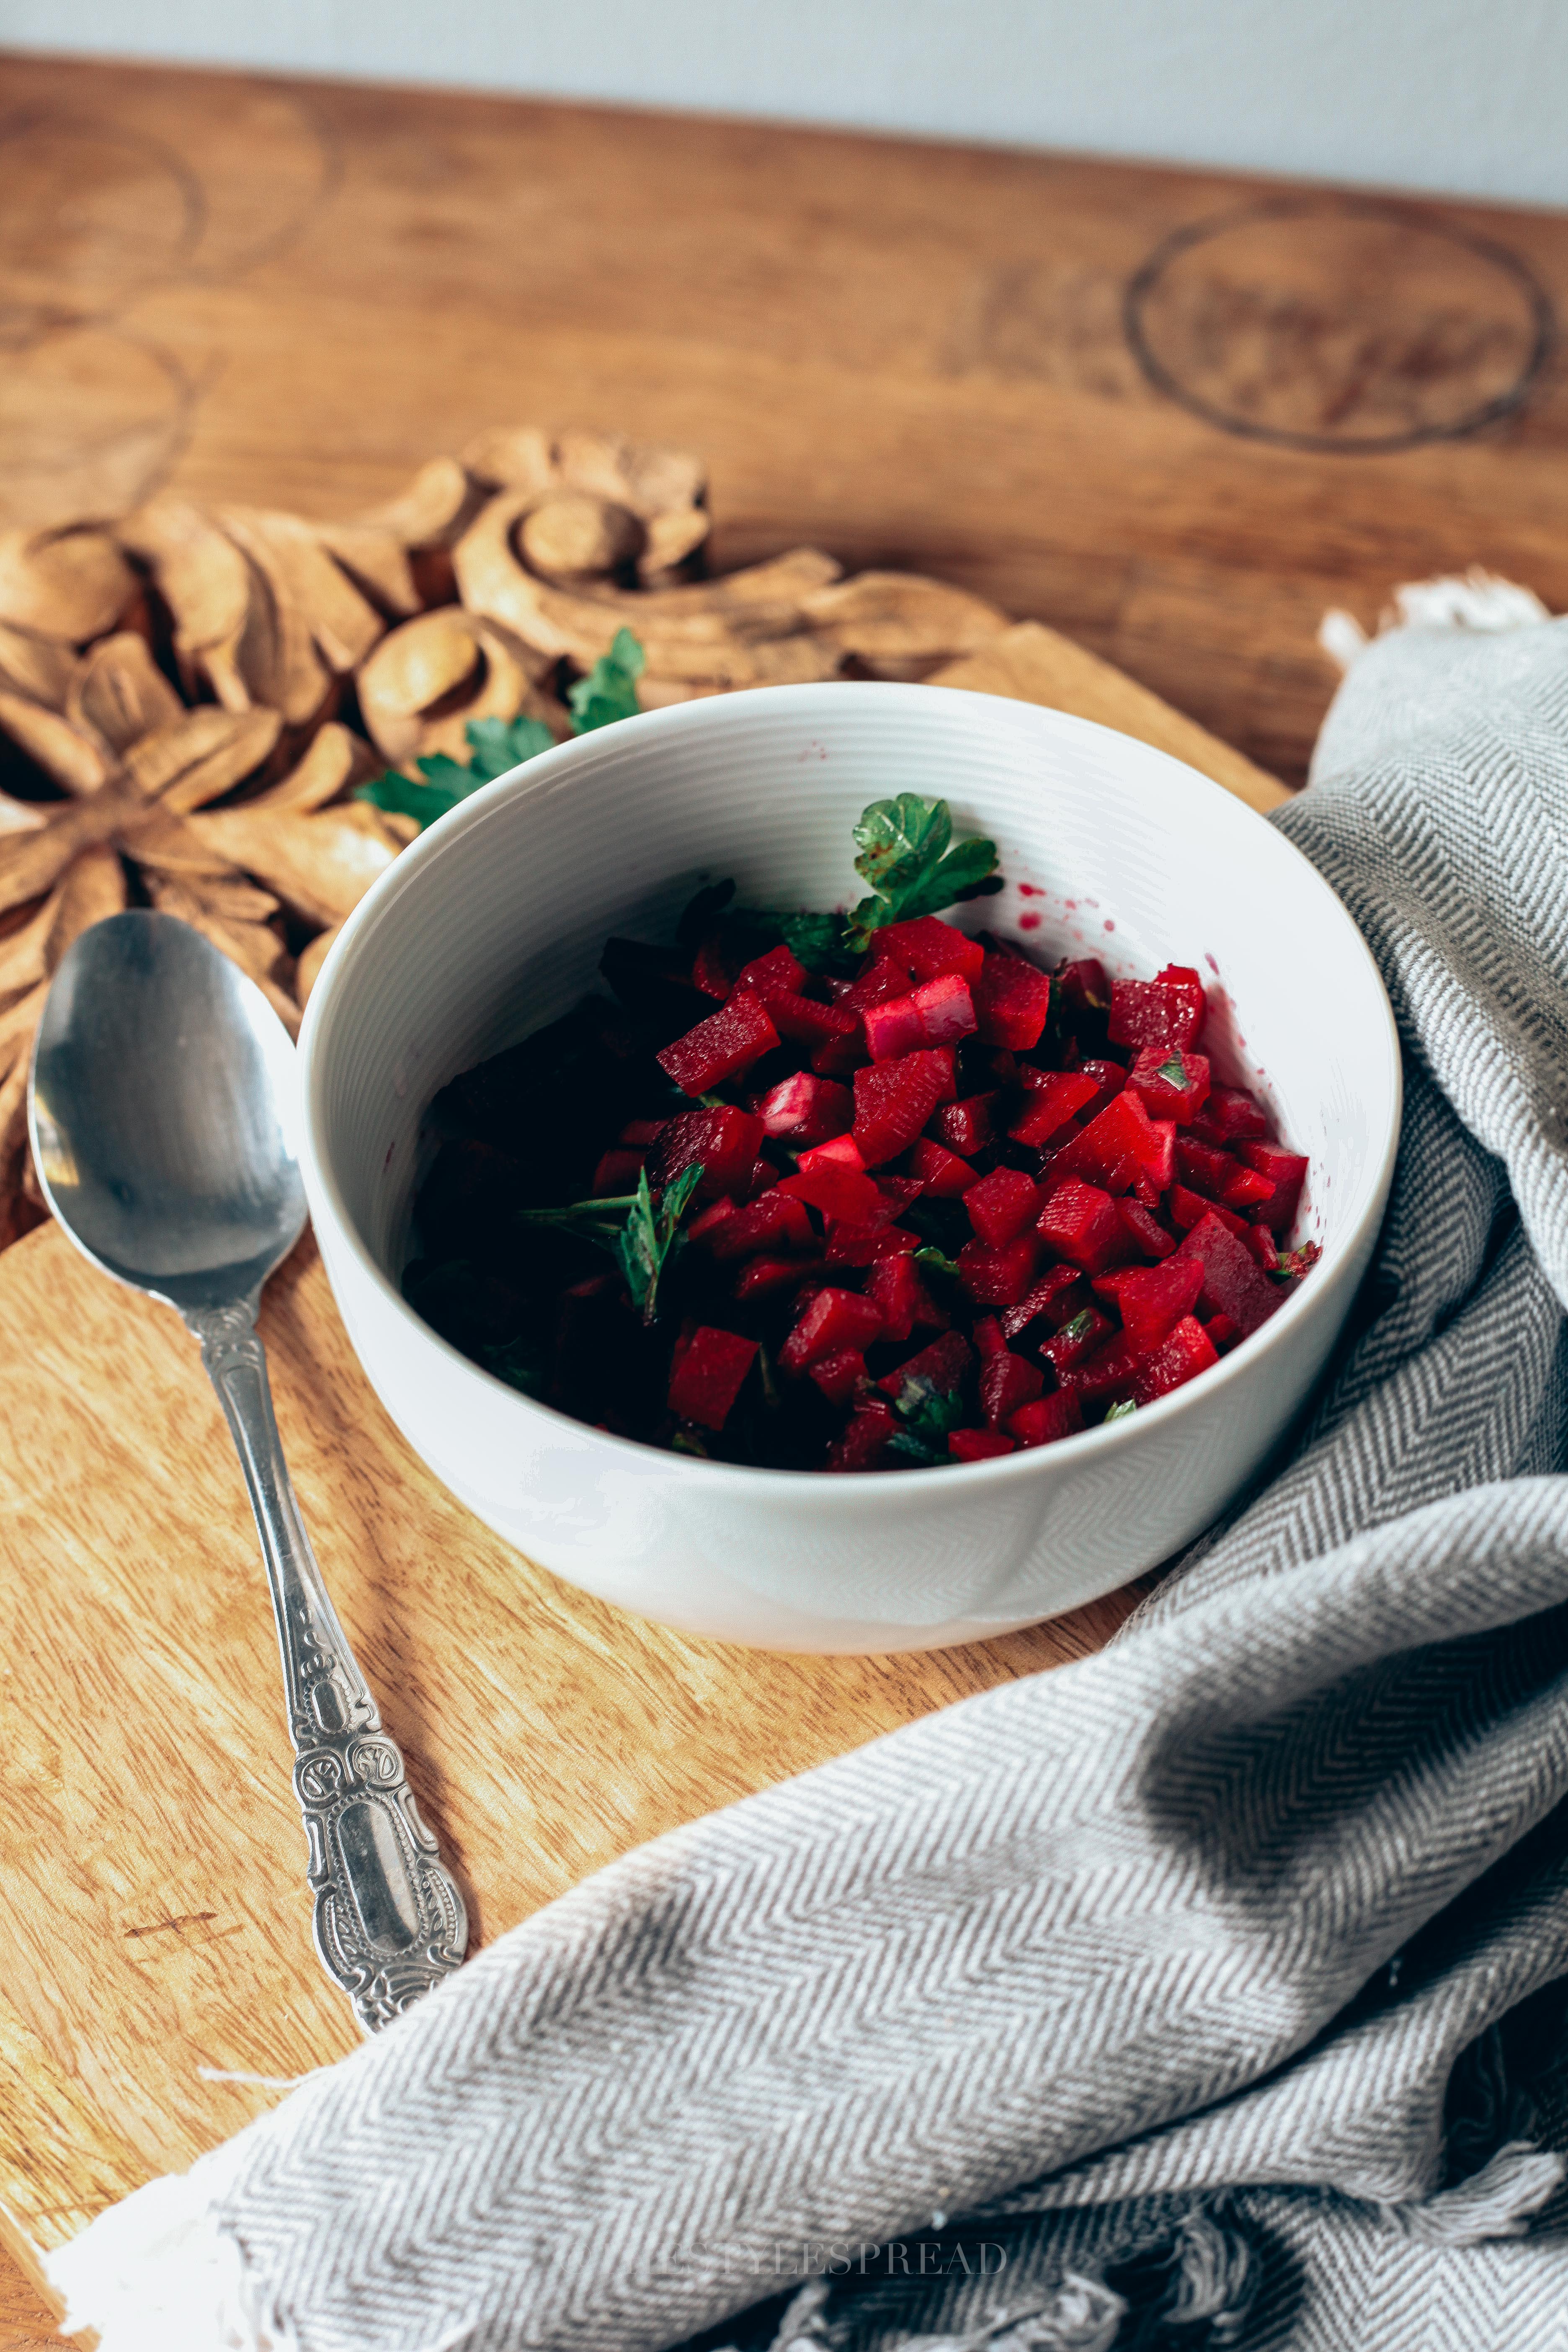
[29,910,467,2034]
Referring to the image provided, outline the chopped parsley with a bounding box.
[887,1374,967,1465]
[1104,1398,1138,1423]
[844,793,1000,954]
[518,1161,704,1324]
[1157,1052,1188,1088]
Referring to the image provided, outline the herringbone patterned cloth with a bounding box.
[52,618,1568,2352]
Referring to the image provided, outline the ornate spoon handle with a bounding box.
[187,1300,467,2032]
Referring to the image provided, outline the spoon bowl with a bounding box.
[31,911,305,1307]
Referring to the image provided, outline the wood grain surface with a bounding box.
[5,53,1568,786]
[1,44,1563,2345]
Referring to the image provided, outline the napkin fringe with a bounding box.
[1319,565,1551,670]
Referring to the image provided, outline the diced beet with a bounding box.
[1037,1178,1125,1273]
[650,1106,766,1200]
[837,958,911,1015]
[1132,1313,1219,1406]
[1245,1223,1280,1272]
[1168,1182,1250,1240]
[1068,1333,1142,1408]
[957,1233,1040,1305]
[1176,1135,1241,1200]
[826,1221,920,1266]
[1000,1264,1089,1341]
[949,1428,1017,1462]
[876,1173,925,1215]
[1116,1197,1178,1259]
[1056,959,1110,1018]
[908,1136,978,1195]
[1156,964,1208,1035]
[1235,1139,1309,1232]
[733,944,806,1001]
[972,1314,1007,1357]
[874,915,986,983]
[780,1287,887,1371]
[1009,1390,1084,1448]
[866,1252,947,1340]
[973,949,1052,1050]
[690,936,734,1000]
[688,1196,738,1245]
[766,992,860,1051]
[852,1050,954,1166]
[757,1070,854,1143]
[748,1159,779,1199]
[618,1117,669,1147]
[861,992,928,1062]
[1107,977,1204,1053]
[1052,1088,1173,1194]
[965,1165,1042,1246]
[657,989,780,1095]
[913,972,978,1044]
[825,1400,897,1472]
[1221,1161,1276,1209]
[1174,1212,1284,1338]
[1010,1068,1099,1147]
[930,1094,995,1156]
[878,1329,974,1398]
[1040,1304,1114,1379]
[810,1348,867,1407]
[734,1254,826,1301]
[701,1192,816,1261]
[1076,1058,1127,1116]
[1190,1086,1270,1145]
[592,1147,645,1194]
[1205,1310,1241,1352]
[980,1349,1046,1429]
[810,1029,870,1077]
[777,1153,885,1226]
[1128,1046,1211,1124]
[926,1046,960,1101]
[1092,1257,1204,1350]
[667,1326,759,1430]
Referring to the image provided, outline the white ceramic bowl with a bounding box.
[298,683,1400,1653]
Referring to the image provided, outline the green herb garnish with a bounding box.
[1271,1240,1323,1284]
[518,1161,704,1324]
[1157,1052,1187,1087]
[1057,1308,1097,1346]
[887,1374,967,1466]
[568,626,645,731]
[843,793,1000,954]
[914,1244,963,1282]
[358,631,647,831]
[1103,1398,1138,1423]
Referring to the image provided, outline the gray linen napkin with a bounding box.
[51,617,1568,2352]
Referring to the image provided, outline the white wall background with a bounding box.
[6,0,1568,211]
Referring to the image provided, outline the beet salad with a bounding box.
[405,792,1318,1471]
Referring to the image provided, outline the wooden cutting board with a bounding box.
[0,624,1283,2330]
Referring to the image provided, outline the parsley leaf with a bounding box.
[517,1159,704,1324]
[1271,1240,1323,1284]
[1058,1308,1097,1346]
[568,626,645,731]
[887,1373,967,1465]
[1103,1398,1138,1423]
[843,793,1000,954]
[1157,1052,1187,1087]
[358,633,648,831]
[914,1244,963,1282]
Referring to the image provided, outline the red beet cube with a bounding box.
[780,1286,887,1371]
[1009,1390,1084,1448]
[1052,1089,1173,1194]
[1116,1197,1178,1259]
[1174,1212,1284,1338]
[878,1329,975,1399]
[825,1221,919,1266]
[1093,1257,1204,1350]
[862,974,976,1058]
[837,957,910,1014]
[1010,1068,1099,1147]
[1076,1059,1128,1115]
[1068,1333,1142,1408]
[592,1147,646,1194]
[650,1106,766,1200]
[757,1071,854,1143]
[1221,1161,1277,1209]
[618,1116,669,1147]
[1037,1177,1125,1272]
[965,1165,1042,1246]
[980,1349,1046,1429]
[733,1254,826,1301]
[1057,959,1110,1017]
[929,1095,995,1156]
[1128,1046,1211,1124]
[1175,1135,1241,1200]
[767,992,860,1051]
[778,1155,885,1227]
[852,1050,954,1166]
[1168,1182,1249,1240]
[825,1400,897,1472]
[1000,1264,1089,1341]
[861,992,928,1061]
[1245,1223,1280,1272]
[1107,977,1204,1053]
[908,1136,978,1196]
[690,936,734,999]
[809,1348,867,1406]
[1205,1310,1241,1352]
[667,1326,759,1430]
[865,1252,946,1341]
[949,1427,1017,1462]
[733,943,806,1001]
[656,988,779,1095]
[1235,1140,1309,1232]
[972,1313,1007,1357]
[874,916,986,983]
[1040,1304,1114,1379]
[973,949,1052,1050]
[1190,1085,1269,1145]
[701,1192,816,1261]
[1132,1313,1219,1406]
[957,1233,1040,1305]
